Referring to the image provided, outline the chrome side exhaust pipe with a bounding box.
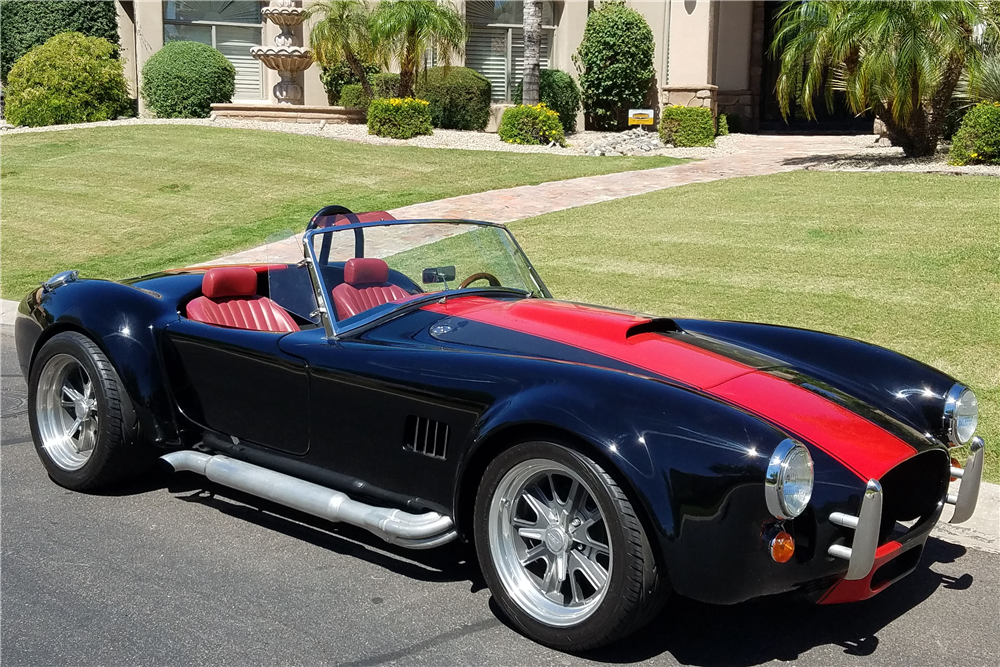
[161,451,456,550]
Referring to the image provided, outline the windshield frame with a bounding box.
[301,218,551,339]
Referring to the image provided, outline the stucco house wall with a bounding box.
[117,0,763,130]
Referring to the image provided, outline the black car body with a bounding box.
[15,208,985,650]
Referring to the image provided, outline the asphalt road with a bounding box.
[2,324,998,667]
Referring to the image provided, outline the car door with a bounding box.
[279,326,486,508]
[163,320,310,454]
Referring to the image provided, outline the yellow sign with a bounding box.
[628,109,654,125]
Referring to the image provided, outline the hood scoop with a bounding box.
[626,318,683,338]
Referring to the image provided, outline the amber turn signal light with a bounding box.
[770,531,795,563]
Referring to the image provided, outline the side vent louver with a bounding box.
[404,415,449,460]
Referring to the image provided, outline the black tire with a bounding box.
[28,331,147,490]
[474,440,668,651]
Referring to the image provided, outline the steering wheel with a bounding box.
[459,272,502,288]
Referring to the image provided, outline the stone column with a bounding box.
[662,0,719,118]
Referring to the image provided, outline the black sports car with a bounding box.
[15,206,984,651]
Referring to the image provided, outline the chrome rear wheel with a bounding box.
[28,331,145,490]
[35,354,99,471]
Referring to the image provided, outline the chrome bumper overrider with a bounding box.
[946,436,985,525]
[828,479,883,580]
[826,436,985,580]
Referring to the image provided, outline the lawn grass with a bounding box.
[510,171,1000,481]
[0,125,684,298]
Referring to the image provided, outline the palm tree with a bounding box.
[369,0,467,98]
[522,0,542,106]
[771,0,987,156]
[307,0,375,98]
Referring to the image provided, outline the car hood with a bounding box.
[422,296,939,481]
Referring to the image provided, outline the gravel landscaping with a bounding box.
[3,116,996,174]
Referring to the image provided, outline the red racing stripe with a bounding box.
[423,297,916,480]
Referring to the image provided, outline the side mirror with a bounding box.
[422,266,457,284]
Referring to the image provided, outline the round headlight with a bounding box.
[944,384,978,445]
[764,439,814,520]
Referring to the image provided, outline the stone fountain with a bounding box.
[251,0,313,105]
[209,0,365,125]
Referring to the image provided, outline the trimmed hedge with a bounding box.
[367,97,433,139]
[575,0,655,130]
[372,73,401,98]
[340,74,400,112]
[514,69,581,133]
[949,101,1000,165]
[4,32,130,127]
[497,103,566,146]
[716,113,729,136]
[414,66,491,131]
[340,83,370,111]
[0,0,119,84]
[659,105,715,147]
[141,41,235,118]
[320,61,378,105]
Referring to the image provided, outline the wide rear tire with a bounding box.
[28,331,147,490]
[474,440,667,651]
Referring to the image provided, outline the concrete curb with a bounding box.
[934,479,1000,554]
[1,298,20,326]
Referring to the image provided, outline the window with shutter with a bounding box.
[465,1,556,103]
[163,1,265,101]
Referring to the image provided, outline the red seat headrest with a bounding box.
[344,258,389,285]
[202,267,258,299]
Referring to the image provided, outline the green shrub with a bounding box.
[949,101,1000,165]
[658,105,715,147]
[414,66,491,130]
[497,103,566,146]
[514,69,581,133]
[372,73,401,98]
[320,61,378,105]
[141,41,234,118]
[574,0,655,130]
[367,97,433,139]
[4,32,130,127]
[716,113,729,136]
[0,0,118,84]
[340,83,370,111]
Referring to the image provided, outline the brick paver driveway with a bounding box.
[204,135,873,266]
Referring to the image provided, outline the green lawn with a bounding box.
[0,125,683,298]
[510,171,1000,481]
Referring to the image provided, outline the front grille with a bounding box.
[403,415,449,459]
[877,450,950,544]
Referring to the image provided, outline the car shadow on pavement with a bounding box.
[163,471,485,588]
[579,537,971,665]
[149,470,973,666]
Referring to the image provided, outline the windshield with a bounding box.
[307,221,548,329]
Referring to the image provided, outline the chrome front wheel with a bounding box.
[475,441,666,651]
[35,354,99,471]
[488,459,612,627]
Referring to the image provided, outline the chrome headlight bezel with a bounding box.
[943,384,978,446]
[764,439,815,520]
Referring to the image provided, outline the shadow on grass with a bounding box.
[778,151,974,175]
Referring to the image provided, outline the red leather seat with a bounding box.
[332,258,412,320]
[186,267,300,333]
